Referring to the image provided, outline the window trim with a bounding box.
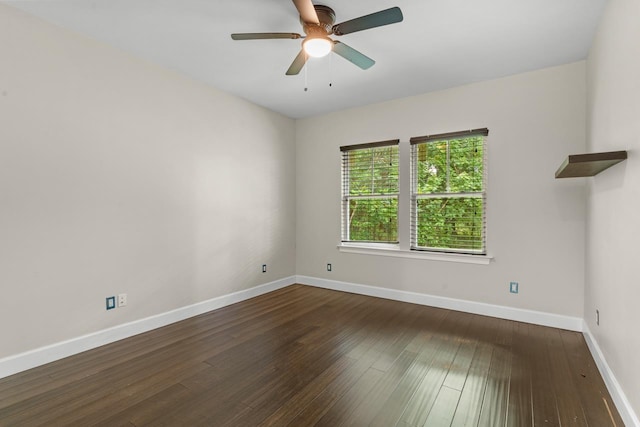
[409,128,489,144]
[340,139,400,152]
[337,243,493,265]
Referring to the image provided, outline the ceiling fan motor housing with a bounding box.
[301,5,336,35]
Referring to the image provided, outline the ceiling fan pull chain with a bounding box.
[329,52,333,87]
[304,52,309,92]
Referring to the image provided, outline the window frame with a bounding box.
[409,128,488,255]
[340,139,400,245]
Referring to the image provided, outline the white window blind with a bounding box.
[341,140,399,243]
[410,129,488,254]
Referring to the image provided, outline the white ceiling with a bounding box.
[5,0,607,118]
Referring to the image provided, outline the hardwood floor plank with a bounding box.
[544,327,589,426]
[256,294,387,426]
[163,291,386,426]
[422,385,462,426]
[336,350,418,426]
[285,335,400,425]
[144,360,277,426]
[450,315,501,427]
[506,321,533,427]
[397,311,473,426]
[258,355,356,426]
[225,322,368,424]
[477,317,514,426]
[527,323,561,426]
[369,304,433,373]
[90,383,194,427]
[313,367,385,426]
[559,330,625,426]
[45,362,209,426]
[0,285,625,426]
[369,310,465,426]
[165,328,331,425]
[442,330,479,392]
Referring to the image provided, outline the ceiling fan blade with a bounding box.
[332,7,403,36]
[292,0,319,24]
[333,42,375,70]
[231,33,301,40]
[286,50,308,75]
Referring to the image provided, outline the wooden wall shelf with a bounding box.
[555,150,627,178]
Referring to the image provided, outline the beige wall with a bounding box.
[586,0,640,416]
[296,62,587,317]
[0,5,296,358]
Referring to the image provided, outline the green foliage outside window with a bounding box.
[348,198,398,242]
[416,198,483,250]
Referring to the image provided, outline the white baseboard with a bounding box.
[296,275,583,331]
[583,323,640,427]
[0,276,296,380]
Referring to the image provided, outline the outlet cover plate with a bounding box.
[118,293,127,307]
[510,282,519,294]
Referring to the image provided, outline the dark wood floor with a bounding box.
[0,285,623,426]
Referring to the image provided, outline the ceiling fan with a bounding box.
[231,0,403,75]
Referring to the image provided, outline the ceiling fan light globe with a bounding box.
[303,37,332,58]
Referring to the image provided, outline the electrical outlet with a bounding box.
[509,282,519,294]
[327,263,332,272]
[596,309,600,326]
[262,264,267,273]
[106,296,116,310]
[118,293,127,307]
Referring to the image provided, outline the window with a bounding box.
[341,140,399,243]
[410,129,488,254]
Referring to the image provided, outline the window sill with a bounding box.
[337,244,493,265]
